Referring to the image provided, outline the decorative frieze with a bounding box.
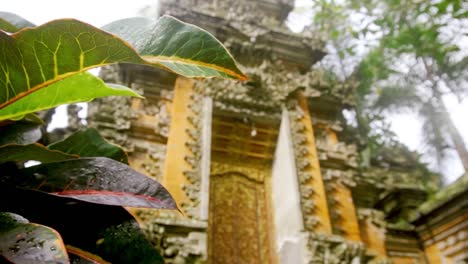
[357,208,387,229]
[287,96,333,234]
[180,91,204,219]
[140,145,167,181]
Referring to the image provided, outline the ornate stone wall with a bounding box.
[83,0,468,263]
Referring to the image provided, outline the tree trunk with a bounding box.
[435,93,468,172]
[424,58,468,172]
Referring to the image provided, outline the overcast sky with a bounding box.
[2,0,466,183]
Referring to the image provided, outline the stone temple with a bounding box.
[85,0,468,263]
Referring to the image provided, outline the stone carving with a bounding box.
[208,167,275,263]
[180,91,204,219]
[357,208,387,229]
[194,60,358,119]
[137,211,207,264]
[141,145,167,181]
[305,233,365,264]
[322,168,355,187]
[287,101,322,231]
[210,161,267,182]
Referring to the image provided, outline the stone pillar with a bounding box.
[328,180,361,241]
[162,77,202,217]
[358,209,388,260]
[289,91,332,234]
[321,130,361,242]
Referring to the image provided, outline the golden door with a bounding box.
[208,172,276,264]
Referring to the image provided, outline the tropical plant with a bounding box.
[0,12,246,263]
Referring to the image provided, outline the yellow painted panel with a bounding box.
[359,219,387,258]
[424,244,443,264]
[161,77,194,209]
[335,182,361,241]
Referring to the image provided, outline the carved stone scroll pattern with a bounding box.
[194,60,325,118]
[305,233,365,264]
[357,208,387,230]
[316,135,359,169]
[138,217,207,263]
[287,102,321,231]
[181,91,204,219]
[140,145,167,182]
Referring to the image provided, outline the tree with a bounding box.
[0,12,246,263]
[362,0,468,172]
[306,0,468,177]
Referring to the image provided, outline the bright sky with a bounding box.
[2,0,466,183]
[1,0,156,27]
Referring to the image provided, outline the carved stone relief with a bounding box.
[287,101,322,231]
[180,91,205,219]
[137,211,207,264]
[208,163,276,263]
[305,233,365,264]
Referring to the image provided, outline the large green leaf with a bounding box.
[5,157,177,209]
[102,15,247,80]
[0,212,69,264]
[0,18,144,112]
[0,11,35,32]
[0,15,246,121]
[0,143,77,164]
[48,128,129,164]
[0,72,141,121]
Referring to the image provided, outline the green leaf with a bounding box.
[0,11,35,32]
[7,157,177,209]
[0,18,20,33]
[0,119,42,145]
[0,16,245,120]
[102,15,247,80]
[48,128,129,164]
[0,18,144,112]
[0,212,69,264]
[0,143,77,164]
[0,72,141,121]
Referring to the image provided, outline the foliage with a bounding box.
[0,12,245,263]
[308,0,468,177]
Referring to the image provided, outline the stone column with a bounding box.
[162,77,203,218]
[289,91,332,234]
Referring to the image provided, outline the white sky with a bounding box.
[2,0,466,183]
[1,0,156,27]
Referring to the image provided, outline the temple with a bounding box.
[85,0,468,263]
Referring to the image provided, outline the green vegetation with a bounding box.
[308,0,467,180]
[0,12,245,263]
